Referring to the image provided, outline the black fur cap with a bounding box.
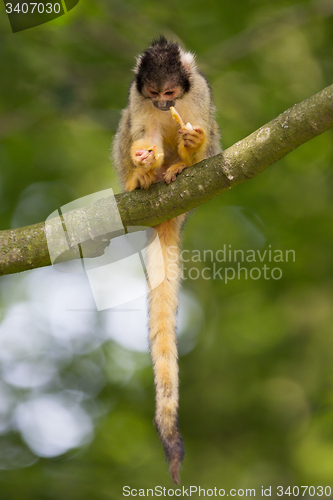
[135,37,191,95]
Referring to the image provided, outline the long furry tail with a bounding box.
[147,216,185,484]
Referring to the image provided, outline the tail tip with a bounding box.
[166,435,184,484]
[170,457,182,484]
[155,419,184,484]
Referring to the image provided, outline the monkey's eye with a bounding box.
[149,90,159,97]
[164,91,174,96]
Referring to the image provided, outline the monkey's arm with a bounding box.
[127,121,165,191]
[178,125,207,165]
[164,107,208,184]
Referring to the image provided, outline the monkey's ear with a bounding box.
[133,55,143,74]
[180,49,196,72]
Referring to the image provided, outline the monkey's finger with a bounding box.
[187,129,202,138]
[142,150,154,159]
[135,149,148,156]
[142,157,155,165]
[183,133,203,145]
[182,136,199,145]
[183,139,197,148]
[193,126,205,135]
[135,154,149,163]
[144,152,156,164]
[179,130,201,140]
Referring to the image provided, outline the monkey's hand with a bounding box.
[178,126,206,152]
[178,125,207,167]
[133,148,156,168]
[131,140,164,170]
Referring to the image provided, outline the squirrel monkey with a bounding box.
[112,37,221,483]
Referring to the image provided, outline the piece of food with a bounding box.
[170,106,194,131]
[170,106,186,128]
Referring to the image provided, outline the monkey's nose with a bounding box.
[154,100,175,111]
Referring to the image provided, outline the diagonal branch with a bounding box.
[1,83,333,277]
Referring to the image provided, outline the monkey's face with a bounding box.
[143,85,183,111]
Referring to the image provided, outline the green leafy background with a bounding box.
[1,0,333,498]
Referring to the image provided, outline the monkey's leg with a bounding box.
[125,166,158,191]
[147,215,186,484]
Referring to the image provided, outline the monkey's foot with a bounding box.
[126,167,157,191]
[163,163,187,184]
[179,126,206,151]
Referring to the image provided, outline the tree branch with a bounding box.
[1,83,333,277]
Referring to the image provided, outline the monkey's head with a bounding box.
[134,37,194,111]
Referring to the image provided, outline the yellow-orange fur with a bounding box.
[112,41,221,483]
[146,216,185,483]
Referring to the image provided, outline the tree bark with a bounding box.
[1,83,333,277]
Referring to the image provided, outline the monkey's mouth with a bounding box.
[153,100,175,111]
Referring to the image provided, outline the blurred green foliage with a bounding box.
[1,0,333,498]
